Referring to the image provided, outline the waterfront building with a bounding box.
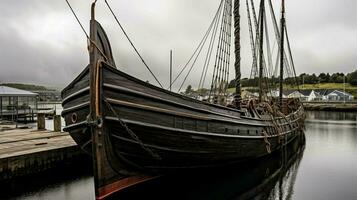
[268,89,354,102]
[322,90,354,102]
[0,86,38,120]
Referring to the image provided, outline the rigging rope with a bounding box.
[178,29,211,92]
[249,0,259,81]
[264,8,273,78]
[268,0,294,81]
[104,0,163,88]
[209,0,232,103]
[212,0,229,99]
[171,0,224,91]
[285,26,300,89]
[177,7,222,93]
[246,0,298,101]
[224,3,233,94]
[65,0,90,39]
[246,0,257,79]
[222,0,233,97]
[65,0,110,62]
[250,0,268,84]
[198,4,222,90]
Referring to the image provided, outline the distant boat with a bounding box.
[62,0,305,199]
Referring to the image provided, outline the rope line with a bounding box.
[198,1,223,90]
[65,0,110,62]
[105,0,163,88]
[209,0,232,103]
[177,17,217,92]
[104,98,161,160]
[65,0,90,39]
[170,0,224,91]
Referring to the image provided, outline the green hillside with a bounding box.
[0,83,54,91]
[297,83,357,98]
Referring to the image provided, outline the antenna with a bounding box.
[170,50,173,92]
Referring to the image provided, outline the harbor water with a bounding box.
[2,111,357,200]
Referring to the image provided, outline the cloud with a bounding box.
[0,0,356,91]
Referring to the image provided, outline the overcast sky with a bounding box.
[0,0,356,90]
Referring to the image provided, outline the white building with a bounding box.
[322,90,354,102]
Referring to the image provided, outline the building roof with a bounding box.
[313,89,335,96]
[283,90,312,96]
[0,86,38,97]
[327,90,353,97]
[282,90,297,96]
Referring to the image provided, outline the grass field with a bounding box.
[293,83,357,98]
[292,83,357,90]
[227,83,357,98]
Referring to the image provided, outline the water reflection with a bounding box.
[19,103,65,131]
[109,138,305,200]
[3,111,357,199]
[0,157,94,200]
[307,111,357,121]
[297,111,357,200]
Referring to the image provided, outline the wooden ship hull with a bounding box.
[62,63,305,199]
[61,1,305,199]
[62,63,304,164]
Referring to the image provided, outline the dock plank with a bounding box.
[0,136,76,159]
[0,126,83,180]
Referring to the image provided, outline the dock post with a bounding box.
[37,113,46,130]
[54,115,62,132]
[31,109,34,122]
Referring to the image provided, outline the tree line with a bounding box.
[228,70,357,88]
[0,83,54,91]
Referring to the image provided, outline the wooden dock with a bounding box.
[0,125,84,180]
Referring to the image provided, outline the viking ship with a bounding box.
[62,0,305,199]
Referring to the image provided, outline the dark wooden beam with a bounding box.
[89,2,102,198]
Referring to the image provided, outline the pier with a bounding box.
[0,123,83,181]
[303,101,357,111]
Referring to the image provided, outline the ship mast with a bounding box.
[279,0,285,108]
[233,0,242,109]
[258,0,265,102]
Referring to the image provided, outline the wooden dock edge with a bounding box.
[0,145,84,181]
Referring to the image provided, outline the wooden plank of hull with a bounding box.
[106,117,299,169]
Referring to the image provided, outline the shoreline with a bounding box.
[303,103,357,112]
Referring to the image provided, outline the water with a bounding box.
[19,103,65,131]
[294,111,357,200]
[2,111,357,200]
[44,104,65,131]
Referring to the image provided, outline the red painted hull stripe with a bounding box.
[96,175,158,200]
